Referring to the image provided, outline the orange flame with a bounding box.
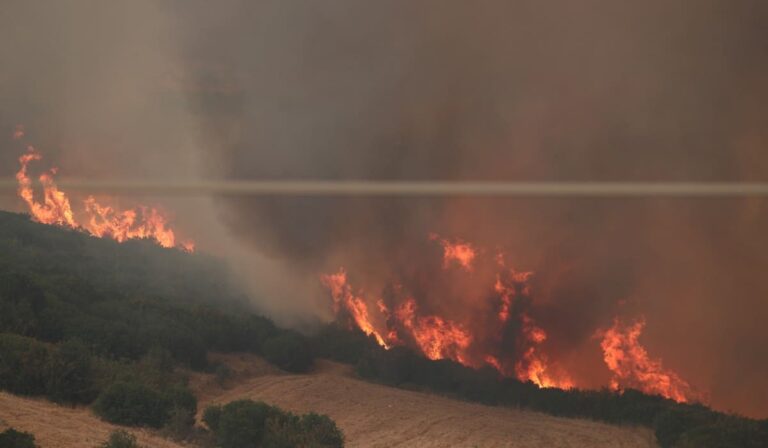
[431,233,477,271]
[16,148,78,228]
[14,145,192,251]
[321,270,389,347]
[322,235,574,390]
[396,299,472,364]
[83,196,179,249]
[514,315,574,389]
[599,317,697,402]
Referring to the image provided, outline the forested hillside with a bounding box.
[1,210,766,448]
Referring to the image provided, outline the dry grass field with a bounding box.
[191,354,658,448]
[0,391,187,448]
[0,354,657,447]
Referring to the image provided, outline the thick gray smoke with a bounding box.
[2,1,767,417]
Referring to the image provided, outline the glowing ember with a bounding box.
[599,317,697,402]
[14,143,193,251]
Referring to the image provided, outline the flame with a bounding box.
[322,235,573,390]
[16,148,78,228]
[396,299,472,364]
[431,233,477,271]
[598,317,697,402]
[83,196,179,248]
[14,143,192,251]
[321,270,389,347]
[514,315,574,389]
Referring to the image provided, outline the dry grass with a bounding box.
[0,392,188,448]
[0,354,658,447]
[193,353,658,448]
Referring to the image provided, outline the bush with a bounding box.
[98,430,140,448]
[0,429,37,448]
[162,406,196,441]
[92,381,196,428]
[204,400,344,448]
[45,339,95,404]
[0,334,50,396]
[262,332,314,373]
[297,413,345,447]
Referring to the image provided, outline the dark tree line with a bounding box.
[315,323,768,448]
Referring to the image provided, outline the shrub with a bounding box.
[297,413,345,447]
[0,333,50,396]
[262,332,314,373]
[162,406,196,441]
[98,430,140,448]
[0,429,37,448]
[208,400,275,448]
[45,339,95,404]
[202,405,223,432]
[204,400,344,448]
[92,381,196,428]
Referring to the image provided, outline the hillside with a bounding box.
[0,353,654,448]
[0,210,765,448]
[0,392,187,448]
[191,354,655,448]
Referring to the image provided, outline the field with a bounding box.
[191,354,657,448]
[0,392,186,448]
[0,353,656,448]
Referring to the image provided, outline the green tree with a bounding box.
[45,339,95,404]
[98,430,140,448]
[262,332,314,373]
[0,428,37,448]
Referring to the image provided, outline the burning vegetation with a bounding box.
[323,235,700,402]
[14,135,193,251]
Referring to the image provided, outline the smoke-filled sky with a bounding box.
[1,1,767,418]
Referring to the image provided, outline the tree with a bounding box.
[98,430,140,448]
[0,428,37,448]
[93,381,169,428]
[262,332,314,373]
[45,339,95,404]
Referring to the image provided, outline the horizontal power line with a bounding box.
[1,179,768,197]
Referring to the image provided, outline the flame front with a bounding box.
[321,269,388,347]
[16,149,78,228]
[14,143,193,251]
[599,318,698,402]
[396,298,472,364]
[322,234,574,390]
[322,235,701,396]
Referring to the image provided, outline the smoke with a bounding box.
[2,1,768,417]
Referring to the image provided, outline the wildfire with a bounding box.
[431,233,477,271]
[14,144,193,251]
[321,270,389,347]
[396,299,472,364]
[598,317,697,402]
[17,150,78,228]
[322,234,574,390]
